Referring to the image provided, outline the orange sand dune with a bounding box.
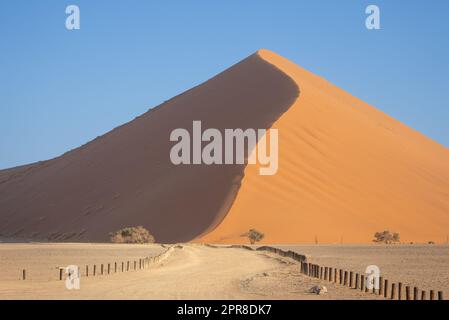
[199,49,449,244]
[0,49,448,244]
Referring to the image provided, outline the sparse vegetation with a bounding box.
[242,229,264,244]
[373,230,400,244]
[109,226,155,244]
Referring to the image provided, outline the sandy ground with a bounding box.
[0,243,165,281]
[275,244,449,295]
[0,244,384,300]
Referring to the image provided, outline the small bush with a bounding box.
[373,230,400,244]
[109,226,155,244]
[242,229,264,244]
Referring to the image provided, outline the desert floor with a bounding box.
[275,244,449,295]
[0,243,446,299]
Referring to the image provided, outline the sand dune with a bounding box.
[0,49,448,243]
[0,52,297,242]
[200,50,449,244]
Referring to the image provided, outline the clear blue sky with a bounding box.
[1,0,448,169]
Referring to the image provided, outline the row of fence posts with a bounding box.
[256,245,444,301]
[298,261,444,300]
[69,257,150,280]
[20,257,153,281]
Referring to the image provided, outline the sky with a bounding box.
[0,0,448,169]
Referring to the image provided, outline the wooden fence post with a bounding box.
[127,261,130,271]
[101,264,104,275]
[334,268,337,283]
[384,280,388,298]
[339,269,343,285]
[328,268,332,282]
[406,286,411,300]
[365,277,370,293]
[115,262,117,273]
[421,290,426,300]
[93,265,96,276]
[59,268,63,280]
[108,263,110,275]
[324,267,328,281]
[391,283,396,300]
[344,271,348,286]
[355,273,359,289]
[134,261,136,270]
[414,287,418,300]
[349,272,353,288]
[398,282,402,300]
[360,275,365,291]
[22,269,26,280]
[438,291,444,300]
[379,276,383,296]
[86,265,89,277]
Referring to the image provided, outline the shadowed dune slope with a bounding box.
[0,53,298,242]
[198,49,449,244]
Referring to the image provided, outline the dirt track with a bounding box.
[0,244,386,299]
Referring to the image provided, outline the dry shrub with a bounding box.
[373,230,400,244]
[109,226,155,244]
[241,229,264,244]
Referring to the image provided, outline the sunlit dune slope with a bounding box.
[199,49,449,244]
